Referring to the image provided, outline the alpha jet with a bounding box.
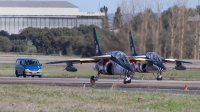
[46,28,134,84]
[128,32,192,80]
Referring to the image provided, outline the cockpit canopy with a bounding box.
[146,52,162,62]
[112,51,130,65]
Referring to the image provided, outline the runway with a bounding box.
[0,77,200,95]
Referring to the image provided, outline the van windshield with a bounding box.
[24,59,40,65]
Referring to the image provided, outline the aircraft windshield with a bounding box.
[24,59,40,65]
[146,52,162,61]
[113,51,130,65]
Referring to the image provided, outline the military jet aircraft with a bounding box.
[128,32,192,80]
[46,28,135,84]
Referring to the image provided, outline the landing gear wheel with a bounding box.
[124,75,131,84]
[38,75,42,78]
[124,79,131,84]
[90,76,95,83]
[123,79,127,84]
[23,72,26,78]
[90,76,96,87]
[15,71,19,77]
[31,76,34,78]
[157,75,162,80]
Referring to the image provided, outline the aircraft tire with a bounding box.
[90,76,95,83]
[23,71,26,78]
[157,76,162,81]
[15,71,19,77]
[123,79,127,84]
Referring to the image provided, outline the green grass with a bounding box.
[0,84,199,112]
[0,63,200,80]
[26,41,37,54]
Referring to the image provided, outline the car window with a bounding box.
[20,60,22,65]
[16,60,20,65]
[25,59,40,65]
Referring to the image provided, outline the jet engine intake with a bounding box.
[103,62,113,75]
[94,61,113,75]
[135,63,147,72]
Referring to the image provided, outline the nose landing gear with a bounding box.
[123,75,132,84]
[90,72,100,85]
[157,71,163,80]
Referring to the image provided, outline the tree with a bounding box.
[168,6,179,58]
[0,30,9,37]
[0,36,12,52]
[9,34,22,40]
[100,6,110,29]
[11,40,27,52]
[113,6,123,30]
[31,28,53,54]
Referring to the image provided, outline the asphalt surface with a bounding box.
[1,77,200,95]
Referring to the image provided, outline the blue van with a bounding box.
[15,58,42,78]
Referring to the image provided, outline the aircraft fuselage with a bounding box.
[93,51,134,75]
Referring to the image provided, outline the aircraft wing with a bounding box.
[128,56,192,64]
[128,55,151,63]
[162,58,193,64]
[45,55,112,64]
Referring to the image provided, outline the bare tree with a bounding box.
[119,0,139,32]
[152,0,163,55]
[195,4,200,59]
[136,0,154,53]
[194,15,199,59]
[197,0,200,59]
[113,6,123,30]
[168,6,179,58]
[118,0,139,53]
[177,0,188,59]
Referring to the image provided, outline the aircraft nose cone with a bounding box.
[127,64,134,73]
[155,62,166,71]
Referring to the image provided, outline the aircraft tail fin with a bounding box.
[129,31,138,56]
[93,28,103,56]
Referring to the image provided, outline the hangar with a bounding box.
[0,1,105,34]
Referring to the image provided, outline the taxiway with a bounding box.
[0,77,200,95]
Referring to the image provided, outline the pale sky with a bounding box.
[66,0,120,14]
[66,0,200,14]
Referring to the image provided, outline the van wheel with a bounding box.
[23,72,26,78]
[38,75,42,78]
[15,71,19,77]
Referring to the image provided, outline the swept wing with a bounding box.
[45,55,112,64]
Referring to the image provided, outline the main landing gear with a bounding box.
[90,72,100,84]
[123,75,132,84]
[90,72,133,84]
[157,71,162,80]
